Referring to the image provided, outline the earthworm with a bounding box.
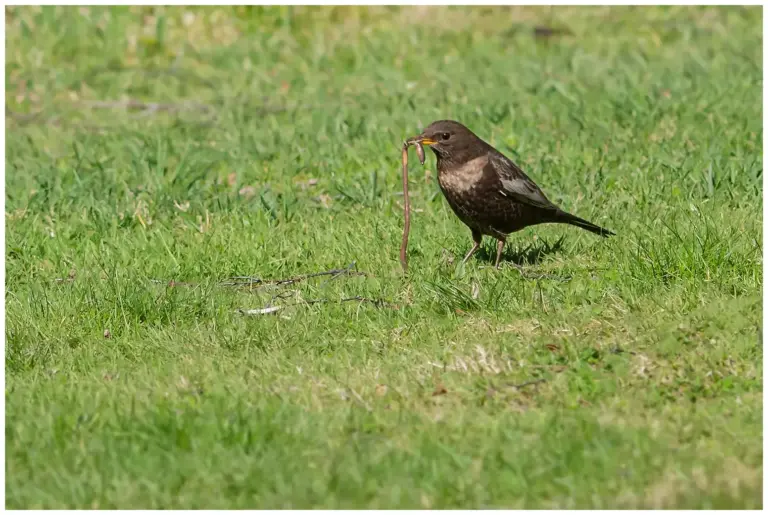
[415,140,426,165]
[399,138,426,272]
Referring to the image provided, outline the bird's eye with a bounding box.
[441,132,450,141]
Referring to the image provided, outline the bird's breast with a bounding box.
[437,155,489,195]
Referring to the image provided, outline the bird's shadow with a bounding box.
[475,235,567,266]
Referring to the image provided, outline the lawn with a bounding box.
[5,5,762,509]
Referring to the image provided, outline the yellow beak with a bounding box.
[418,137,438,146]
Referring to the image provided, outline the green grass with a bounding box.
[5,5,763,509]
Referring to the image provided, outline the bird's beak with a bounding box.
[407,134,438,146]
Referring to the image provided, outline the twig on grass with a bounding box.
[236,295,396,316]
[221,262,367,290]
[610,346,638,356]
[302,295,394,308]
[81,99,214,114]
[68,263,371,291]
[504,263,572,282]
[55,263,371,299]
[148,279,199,288]
[509,378,547,389]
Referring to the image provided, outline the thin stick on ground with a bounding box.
[220,262,366,289]
[81,99,214,114]
[236,295,396,315]
[505,263,573,282]
[509,378,547,389]
[56,263,372,290]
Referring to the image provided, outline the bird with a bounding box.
[409,120,614,269]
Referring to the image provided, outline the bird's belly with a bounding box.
[438,181,542,237]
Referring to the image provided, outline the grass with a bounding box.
[5,5,763,509]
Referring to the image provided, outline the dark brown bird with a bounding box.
[410,120,614,269]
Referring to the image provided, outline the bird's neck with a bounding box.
[433,143,490,172]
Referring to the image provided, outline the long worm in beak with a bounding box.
[399,138,427,272]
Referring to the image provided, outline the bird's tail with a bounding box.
[555,210,615,237]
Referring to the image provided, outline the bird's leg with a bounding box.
[461,229,483,264]
[494,238,506,269]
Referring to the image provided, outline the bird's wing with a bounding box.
[489,153,558,211]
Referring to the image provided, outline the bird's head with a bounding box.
[407,120,485,163]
